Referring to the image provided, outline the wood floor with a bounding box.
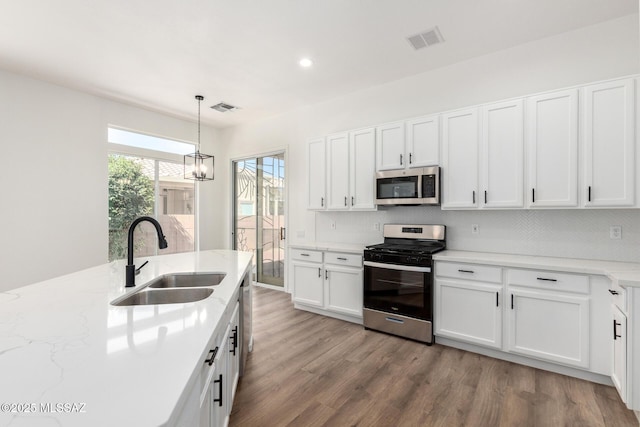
[230,287,638,427]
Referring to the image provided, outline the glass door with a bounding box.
[233,153,285,287]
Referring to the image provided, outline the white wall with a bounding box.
[0,69,225,291]
[220,14,640,263]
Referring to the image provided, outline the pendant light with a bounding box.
[184,95,214,181]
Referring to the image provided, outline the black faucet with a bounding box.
[125,216,168,287]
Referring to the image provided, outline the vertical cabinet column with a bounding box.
[441,108,479,208]
[527,89,579,208]
[583,79,635,207]
[307,138,326,210]
[326,133,350,210]
[349,128,376,210]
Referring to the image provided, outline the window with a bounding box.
[108,128,196,261]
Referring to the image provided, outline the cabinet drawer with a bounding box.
[507,269,589,294]
[436,262,502,283]
[610,279,627,314]
[325,252,363,268]
[291,248,323,263]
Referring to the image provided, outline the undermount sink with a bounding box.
[148,272,226,288]
[112,288,214,306]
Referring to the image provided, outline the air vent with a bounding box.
[210,102,239,113]
[407,26,444,50]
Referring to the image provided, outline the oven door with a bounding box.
[363,261,432,320]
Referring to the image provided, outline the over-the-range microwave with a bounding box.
[375,166,440,206]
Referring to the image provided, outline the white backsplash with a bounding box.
[314,207,640,263]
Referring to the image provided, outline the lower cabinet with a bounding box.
[291,247,363,322]
[507,288,589,368]
[435,279,502,349]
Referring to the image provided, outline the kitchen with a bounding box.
[1,1,640,426]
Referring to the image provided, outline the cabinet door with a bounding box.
[211,326,229,427]
[292,261,324,307]
[406,115,439,168]
[376,121,405,171]
[441,108,479,208]
[435,279,502,349]
[481,99,524,208]
[583,79,635,207]
[349,128,376,210]
[325,265,363,317]
[307,138,326,210]
[228,303,240,404]
[326,133,350,210]
[527,89,578,207]
[507,289,589,368]
[612,305,627,402]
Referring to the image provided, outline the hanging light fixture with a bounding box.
[184,95,214,181]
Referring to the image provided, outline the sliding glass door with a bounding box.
[233,153,285,287]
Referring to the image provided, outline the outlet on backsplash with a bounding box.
[610,226,622,239]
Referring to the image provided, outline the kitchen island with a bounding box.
[0,250,252,427]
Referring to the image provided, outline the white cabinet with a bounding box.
[507,269,590,368]
[307,138,326,210]
[406,115,440,168]
[582,79,635,207]
[228,303,240,403]
[291,248,363,322]
[326,133,350,210]
[612,304,628,402]
[349,128,376,210]
[441,108,479,208]
[527,89,579,207]
[376,121,405,171]
[481,99,524,208]
[211,324,230,427]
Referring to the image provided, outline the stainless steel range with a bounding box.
[363,224,446,344]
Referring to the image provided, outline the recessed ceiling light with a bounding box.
[299,58,313,68]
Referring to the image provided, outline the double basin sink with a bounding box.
[112,272,226,306]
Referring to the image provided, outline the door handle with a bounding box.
[321,197,324,207]
[484,191,487,204]
[400,154,403,165]
[472,191,475,204]
[318,268,321,278]
[613,319,622,340]
[409,153,413,164]
[205,347,218,366]
[344,196,347,206]
[280,227,286,240]
[532,188,535,203]
[213,374,223,407]
[351,196,354,206]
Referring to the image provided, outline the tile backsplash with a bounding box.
[314,207,640,263]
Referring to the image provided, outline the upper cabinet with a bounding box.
[441,108,479,209]
[307,138,326,210]
[308,129,376,212]
[527,89,579,208]
[376,121,405,171]
[376,116,440,171]
[582,79,635,207]
[481,99,524,208]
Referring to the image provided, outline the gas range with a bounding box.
[364,224,446,267]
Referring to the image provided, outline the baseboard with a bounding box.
[436,336,613,386]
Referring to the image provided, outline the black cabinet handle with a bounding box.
[214,374,223,407]
[325,270,328,280]
[321,197,324,207]
[613,319,622,340]
[532,188,535,203]
[458,269,474,274]
[609,289,620,296]
[537,277,557,282]
[301,253,310,257]
[230,327,238,356]
[351,196,354,206]
[280,227,286,240]
[588,186,591,202]
[400,154,403,165]
[318,268,321,278]
[337,257,348,261]
[472,191,475,204]
[409,153,413,164]
[511,294,514,310]
[484,191,487,204]
[344,196,347,206]
[496,292,499,307]
[205,347,218,366]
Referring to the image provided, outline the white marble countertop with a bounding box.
[0,250,252,427]
[289,241,367,254]
[433,250,640,287]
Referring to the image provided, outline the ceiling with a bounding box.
[0,0,636,128]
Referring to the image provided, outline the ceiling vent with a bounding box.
[407,26,444,50]
[210,102,238,113]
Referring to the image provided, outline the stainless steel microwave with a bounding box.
[375,166,440,206]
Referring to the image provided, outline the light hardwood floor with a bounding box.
[230,287,638,427]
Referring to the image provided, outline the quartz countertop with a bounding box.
[433,250,640,287]
[0,250,252,427]
[289,241,368,254]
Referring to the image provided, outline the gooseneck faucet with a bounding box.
[126,216,168,287]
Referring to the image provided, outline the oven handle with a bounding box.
[364,261,431,273]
